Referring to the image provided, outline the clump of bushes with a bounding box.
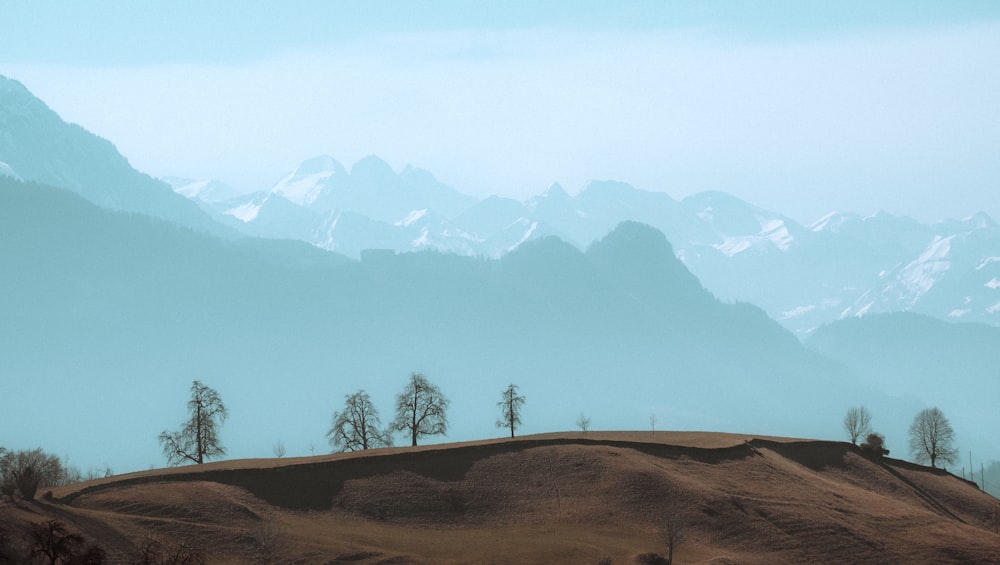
[859,433,889,458]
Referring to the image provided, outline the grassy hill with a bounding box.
[3,432,999,564]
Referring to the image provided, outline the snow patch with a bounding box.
[226,201,262,223]
[0,161,22,180]
[977,257,1000,270]
[986,278,1000,290]
[412,228,431,247]
[989,302,1000,314]
[809,212,838,232]
[507,220,539,252]
[395,209,428,227]
[809,212,837,232]
[780,305,816,320]
[891,235,954,306]
[714,238,752,257]
[712,218,793,256]
[854,302,874,317]
[171,179,210,199]
[760,219,793,250]
[271,170,336,206]
[948,309,971,318]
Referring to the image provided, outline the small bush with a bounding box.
[859,432,890,458]
[632,553,668,565]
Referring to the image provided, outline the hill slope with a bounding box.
[5,433,999,564]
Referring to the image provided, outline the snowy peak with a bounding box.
[163,176,241,204]
[809,211,861,233]
[678,191,800,256]
[270,155,345,206]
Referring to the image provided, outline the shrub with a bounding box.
[859,432,890,458]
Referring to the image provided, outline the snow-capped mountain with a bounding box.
[180,155,481,257]
[162,176,242,204]
[172,156,999,336]
[0,74,227,236]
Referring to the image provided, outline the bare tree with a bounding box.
[245,520,283,565]
[0,448,64,500]
[649,414,657,433]
[909,407,958,468]
[659,515,688,565]
[576,413,591,432]
[496,384,526,438]
[272,440,286,458]
[328,390,392,452]
[159,380,228,465]
[843,406,873,445]
[392,373,449,446]
[27,520,105,565]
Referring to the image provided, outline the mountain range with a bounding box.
[175,154,1000,337]
[3,73,999,475]
[2,74,995,336]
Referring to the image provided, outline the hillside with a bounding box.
[4,433,999,564]
[806,312,1000,477]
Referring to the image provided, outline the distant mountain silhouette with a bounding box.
[0,74,228,235]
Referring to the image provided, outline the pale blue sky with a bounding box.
[2,1,999,222]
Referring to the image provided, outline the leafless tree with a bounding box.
[159,380,228,465]
[576,413,591,432]
[245,520,283,564]
[496,384,526,438]
[133,538,205,565]
[27,520,105,565]
[843,405,873,445]
[909,407,958,468]
[0,448,64,500]
[272,440,286,458]
[650,413,657,433]
[392,373,449,446]
[659,515,688,565]
[328,390,392,452]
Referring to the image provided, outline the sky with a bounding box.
[2,1,999,223]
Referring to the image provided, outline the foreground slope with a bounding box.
[5,433,998,564]
[806,312,1000,470]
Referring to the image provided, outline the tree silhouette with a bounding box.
[659,514,688,565]
[495,384,526,438]
[843,406,872,445]
[327,390,392,452]
[859,432,889,458]
[159,381,228,465]
[0,448,64,500]
[392,373,448,446]
[909,407,957,468]
[27,520,105,565]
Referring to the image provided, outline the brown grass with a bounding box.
[5,432,999,564]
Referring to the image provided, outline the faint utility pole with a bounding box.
[650,414,657,433]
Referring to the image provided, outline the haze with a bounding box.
[3,1,1000,223]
